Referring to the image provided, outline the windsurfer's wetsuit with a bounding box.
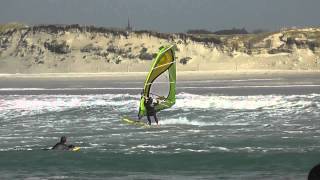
[144,97,158,125]
[51,136,74,151]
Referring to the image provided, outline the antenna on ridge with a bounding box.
[126,17,133,32]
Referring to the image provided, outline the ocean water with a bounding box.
[0,76,320,179]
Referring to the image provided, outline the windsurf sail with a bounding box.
[138,44,176,118]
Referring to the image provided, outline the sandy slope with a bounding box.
[1,25,320,74]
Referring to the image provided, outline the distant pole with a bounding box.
[235,59,238,71]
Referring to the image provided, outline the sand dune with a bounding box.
[0,24,320,74]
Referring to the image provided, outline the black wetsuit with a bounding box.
[52,143,74,150]
[145,99,158,125]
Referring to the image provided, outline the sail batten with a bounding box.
[152,61,176,70]
[138,44,176,118]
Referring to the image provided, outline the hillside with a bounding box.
[0,23,320,73]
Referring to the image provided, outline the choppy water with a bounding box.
[1,76,320,179]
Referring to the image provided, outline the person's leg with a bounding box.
[153,113,158,125]
[147,115,151,125]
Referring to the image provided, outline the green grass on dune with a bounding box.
[0,23,26,33]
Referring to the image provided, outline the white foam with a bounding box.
[185,149,210,152]
[0,87,141,91]
[160,117,249,126]
[1,93,319,122]
[134,144,167,149]
[175,93,283,110]
[179,84,320,90]
[283,131,304,134]
[177,78,283,85]
[209,146,231,152]
[0,94,140,118]
[175,93,320,111]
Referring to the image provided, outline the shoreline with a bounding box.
[1,70,320,80]
[1,70,320,95]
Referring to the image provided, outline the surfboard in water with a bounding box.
[42,146,81,152]
[122,117,150,128]
[138,44,176,118]
[71,147,80,152]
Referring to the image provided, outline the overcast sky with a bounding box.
[1,0,320,33]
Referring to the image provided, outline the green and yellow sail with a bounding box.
[138,44,176,118]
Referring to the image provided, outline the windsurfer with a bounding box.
[52,136,75,151]
[135,44,176,126]
[144,96,159,125]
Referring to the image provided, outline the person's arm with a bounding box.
[51,143,58,150]
[68,145,75,150]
